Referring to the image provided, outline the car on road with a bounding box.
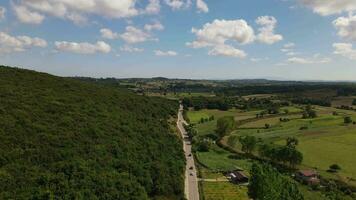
[189,166,194,170]
[188,154,192,157]
[190,172,194,176]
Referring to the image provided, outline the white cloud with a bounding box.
[145,0,161,14]
[208,44,247,58]
[12,0,146,25]
[196,0,209,13]
[281,42,298,56]
[256,16,283,44]
[333,43,356,60]
[164,0,191,10]
[333,14,356,41]
[100,28,119,39]
[120,26,154,43]
[284,42,295,48]
[0,7,6,20]
[187,19,255,48]
[55,41,111,54]
[12,4,45,24]
[120,45,144,52]
[300,0,356,16]
[287,54,331,64]
[155,50,178,56]
[144,21,164,31]
[0,32,47,54]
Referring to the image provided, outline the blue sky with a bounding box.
[0,0,355,80]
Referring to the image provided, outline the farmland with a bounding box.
[187,103,356,199]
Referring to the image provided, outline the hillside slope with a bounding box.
[0,66,184,200]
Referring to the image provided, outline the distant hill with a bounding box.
[0,66,184,200]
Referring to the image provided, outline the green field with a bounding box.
[201,182,249,200]
[188,106,356,199]
[226,106,356,186]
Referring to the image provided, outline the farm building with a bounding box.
[227,170,249,184]
[295,170,320,185]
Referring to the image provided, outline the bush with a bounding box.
[344,116,353,124]
[328,164,341,173]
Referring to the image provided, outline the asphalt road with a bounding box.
[177,105,200,200]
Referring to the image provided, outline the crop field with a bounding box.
[188,109,262,136]
[331,96,356,107]
[187,106,356,199]
[201,182,249,200]
[196,145,253,171]
[225,106,356,186]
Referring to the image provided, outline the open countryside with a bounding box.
[1,0,356,200]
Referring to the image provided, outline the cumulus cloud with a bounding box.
[145,0,161,14]
[284,42,295,48]
[120,26,154,43]
[256,16,283,44]
[281,42,298,56]
[0,7,6,20]
[55,41,111,54]
[208,44,247,58]
[0,32,47,54]
[287,54,331,64]
[120,45,144,52]
[187,19,255,48]
[164,0,191,10]
[333,14,356,41]
[144,21,164,31]
[100,28,119,40]
[12,0,161,25]
[196,0,209,13]
[333,43,356,60]
[154,50,178,56]
[187,16,282,58]
[300,0,356,16]
[12,4,45,24]
[100,26,157,44]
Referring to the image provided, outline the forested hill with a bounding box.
[0,66,184,200]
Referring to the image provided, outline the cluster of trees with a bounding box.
[353,99,356,106]
[259,138,303,169]
[239,136,258,154]
[0,66,185,199]
[344,116,353,124]
[249,163,304,200]
[337,105,356,111]
[216,116,235,139]
[302,105,317,119]
[199,115,214,124]
[182,96,232,111]
[292,97,331,107]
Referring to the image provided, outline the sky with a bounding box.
[0,0,355,81]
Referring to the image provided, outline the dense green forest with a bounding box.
[0,66,184,200]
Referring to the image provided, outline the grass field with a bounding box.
[201,182,249,200]
[188,106,356,199]
[227,106,356,186]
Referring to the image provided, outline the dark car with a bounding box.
[189,166,194,170]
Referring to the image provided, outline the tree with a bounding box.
[196,139,211,152]
[216,116,235,138]
[239,136,257,154]
[286,137,299,148]
[353,99,356,106]
[344,116,352,124]
[265,123,271,129]
[303,105,317,119]
[249,163,304,200]
[329,164,341,173]
[227,135,239,148]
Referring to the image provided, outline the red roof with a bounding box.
[298,170,318,177]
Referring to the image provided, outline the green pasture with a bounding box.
[202,182,249,200]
